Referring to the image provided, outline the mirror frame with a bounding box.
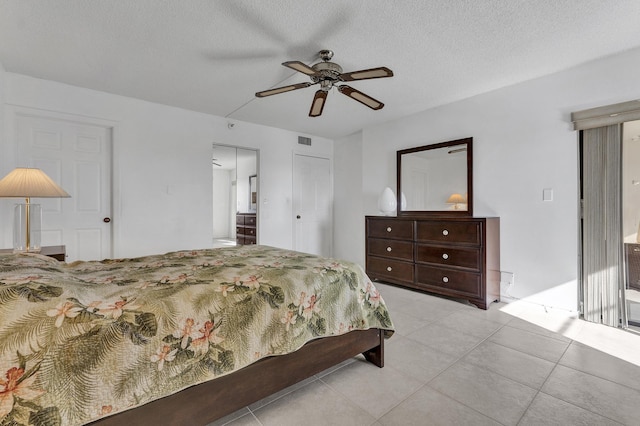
[396,137,473,217]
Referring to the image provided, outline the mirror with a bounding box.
[249,174,257,212]
[397,137,472,216]
[212,145,258,245]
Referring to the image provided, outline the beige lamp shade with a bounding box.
[446,193,466,204]
[0,168,70,198]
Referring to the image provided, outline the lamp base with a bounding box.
[377,187,397,216]
[13,203,42,253]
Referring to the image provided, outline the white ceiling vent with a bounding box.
[298,136,312,146]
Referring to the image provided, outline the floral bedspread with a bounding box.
[0,245,393,425]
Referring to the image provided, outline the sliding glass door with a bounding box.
[573,101,640,329]
[623,120,640,326]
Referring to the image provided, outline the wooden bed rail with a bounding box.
[89,328,385,426]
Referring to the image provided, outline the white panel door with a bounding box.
[16,113,112,261]
[293,154,332,256]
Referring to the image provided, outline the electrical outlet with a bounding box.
[500,271,514,286]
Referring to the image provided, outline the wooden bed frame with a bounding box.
[89,328,385,425]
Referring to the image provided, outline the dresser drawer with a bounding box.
[416,220,481,245]
[367,219,414,240]
[244,215,256,226]
[415,265,481,298]
[367,256,414,283]
[237,226,256,236]
[368,238,414,261]
[236,215,246,225]
[416,244,480,270]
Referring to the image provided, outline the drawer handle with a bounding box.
[386,227,392,232]
[387,246,392,252]
[386,266,393,272]
[442,229,449,236]
[442,276,449,283]
[442,253,449,260]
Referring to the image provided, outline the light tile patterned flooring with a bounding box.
[210,283,640,426]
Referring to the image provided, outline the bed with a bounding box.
[0,245,393,425]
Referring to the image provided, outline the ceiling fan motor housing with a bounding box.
[311,61,343,90]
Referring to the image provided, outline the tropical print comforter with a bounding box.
[0,245,393,425]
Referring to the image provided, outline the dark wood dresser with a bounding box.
[366,216,500,309]
[236,213,257,245]
[625,243,640,291]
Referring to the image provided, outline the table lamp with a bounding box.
[0,168,70,252]
[446,193,466,210]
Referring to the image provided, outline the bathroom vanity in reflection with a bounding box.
[366,137,500,309]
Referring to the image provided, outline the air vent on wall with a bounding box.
[298,136,312,146]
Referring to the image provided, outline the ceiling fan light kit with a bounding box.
[255,50,393,117]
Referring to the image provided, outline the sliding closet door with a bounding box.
[581,124,625,326]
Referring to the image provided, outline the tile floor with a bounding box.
[210,283,640,426]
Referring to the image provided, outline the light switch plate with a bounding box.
[543,188,553,201]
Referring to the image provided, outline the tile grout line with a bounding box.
[514,340,627,426]
[512,336,575,425]
[396,319,516,424]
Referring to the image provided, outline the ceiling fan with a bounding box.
[255,50,393,117]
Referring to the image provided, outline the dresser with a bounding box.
[236,213,257,245]
[625,243,640,291]
[366,216,500,309]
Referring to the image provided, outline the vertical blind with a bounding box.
[581,125,625,326]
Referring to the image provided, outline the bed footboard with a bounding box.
[90,328,384,426]
[363,328,385,367]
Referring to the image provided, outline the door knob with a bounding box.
[296,215,301,219]
[103,217,111,223]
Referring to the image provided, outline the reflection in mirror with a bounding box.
[397,138,472,216]
[212,145,258,246]
[249,174,257,212]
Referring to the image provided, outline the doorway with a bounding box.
[13,109,113,261]
[623,120,640,326]
[579,119,640,327]
[292,154,332,257]
[212,144,257,247]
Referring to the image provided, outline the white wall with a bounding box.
[333,131,364,261]
[1,73,333,257]
[335,46,640,312]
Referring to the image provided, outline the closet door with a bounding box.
[581,124,625,326]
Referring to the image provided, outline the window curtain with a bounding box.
[581,124,626,327]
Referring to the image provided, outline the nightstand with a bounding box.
[0,245,66,261]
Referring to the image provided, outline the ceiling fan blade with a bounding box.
[338,85,384,110]
[309,90,328,117]
[283,61,318,76]
[255,82,313,98]
[339,67,393,82]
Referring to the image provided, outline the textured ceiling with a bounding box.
[2,0,640,139]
